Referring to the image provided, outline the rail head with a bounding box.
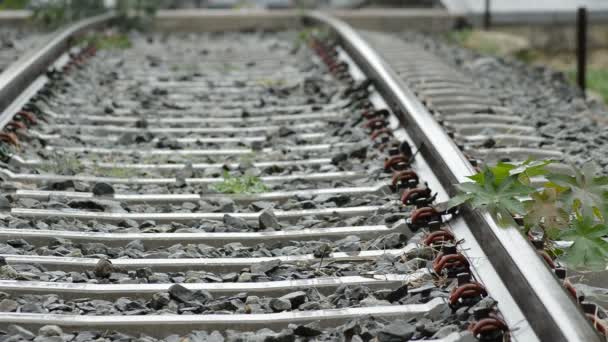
[304,11,602,342]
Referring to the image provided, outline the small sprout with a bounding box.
[0,144,14,162]
[39,152,83,175]
[222,63,238,72]
[103,167,138,178]
[79,33,132,50]
[212,171,268,194]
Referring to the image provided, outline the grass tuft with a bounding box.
[39,153,83,175]
[571,69,608,104]
[101,167,138,178]
[212,171,268,194]
[80,33,132,50]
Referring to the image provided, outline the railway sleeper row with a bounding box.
[0,23,511,342]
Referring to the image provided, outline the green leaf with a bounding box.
[547,162,608,219]
[509,158,552,185]
[455,182,484,193]
[450,165,534,227]
[493,206,518,227]
[509,158,552,176]
[491,162,516,186]
[558,214,608,270]
[467,172,484,184]
[446,193,473,209]
[212,172,269,194]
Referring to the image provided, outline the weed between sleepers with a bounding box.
[212,171,269,194]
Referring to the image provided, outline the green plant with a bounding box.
[297,27,331,47]
[448,159,546,226]
[449,159,608,270]
[79,33,132,50]
[212,171,268,194]
[102,167,138,178]
[221,63,238,72]
[523,188,569,237]
[29,0,159,30]
[446,29,472,46]
[0,0,29,10]
[0,144,14,162]
[558,213,608,269]
[38,152,83,175]
[546,162,608,219]
[115,0,159,31]
[567,69,608,104]
[31,0,106,29]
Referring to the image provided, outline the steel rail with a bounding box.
[0,13,115,122]
[304,11,601,342]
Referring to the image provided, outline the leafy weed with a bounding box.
[449,159,608,270]
[212,171,268,194]
[79,33,132,50]
[101,167,138,178]
[39,153,83,175]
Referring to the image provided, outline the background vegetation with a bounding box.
[447,29,608,104]
[0,0,159,29]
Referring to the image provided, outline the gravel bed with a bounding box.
[0,231,409,258]
[0,28,49,73]
[5,154,382,179]
[398,31,608,170]
[12,191,397,213]
[0,246,434,284]
[2,209,401,233]
[0,282,440,316]
[1,309,485,342]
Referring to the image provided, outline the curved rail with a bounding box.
[304,10,601,342]
[0,13,115,125]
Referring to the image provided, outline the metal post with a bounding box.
[577,7,587,95]
[483,0,491,30]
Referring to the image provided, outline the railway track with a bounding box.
[0,11,602,342]
[357,31,567,170]
[0,28,49,74]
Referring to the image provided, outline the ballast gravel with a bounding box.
[0,314,480,342]
[0,282,435,316]
[398,32,608,171]
[0,29,49,73]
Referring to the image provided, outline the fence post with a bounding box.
[483,0,491,30]
[577,7,587,95]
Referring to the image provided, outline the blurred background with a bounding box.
[0,0,442,10]
[2,0,608,107]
